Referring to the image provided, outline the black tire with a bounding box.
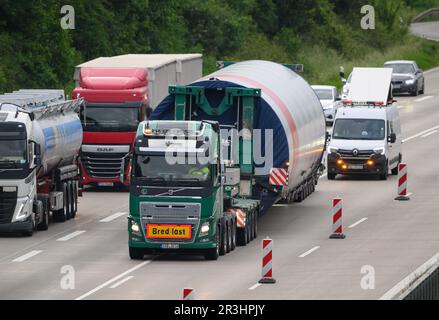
[392,154,402,175]
[411,86,418,96]
[226,220,232,254]
[236,222,247,247]
[380,162,389,180]
[219,222,227,256]
[36,199,49,231]
[328,172,336,180]
[246,213,252,243]
[253,210,258,239]
[205,228,220,260]
[230,219,236,251]
[71,181,78,218]
[68,181,75,219]
[129,247,144,260]
[420,81,425,94]
[294,188,304,202]
[53,183,68,222]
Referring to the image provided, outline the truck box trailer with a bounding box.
[128,60,326,260]
[0,90,83,236]
[72,54,203,187]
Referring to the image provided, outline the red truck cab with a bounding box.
[72,68,150,187]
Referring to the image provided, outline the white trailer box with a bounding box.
[347,67,393,103]
[74,54,203,109]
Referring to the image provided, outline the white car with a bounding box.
[311,85,341,125]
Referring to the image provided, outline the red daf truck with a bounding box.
[72,54,203,187]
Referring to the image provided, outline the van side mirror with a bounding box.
[388,133,396,143]
[326,131,331,143]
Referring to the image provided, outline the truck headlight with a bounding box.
[130,220,141,234]
[199,222,210,237]
[327,147,339,154]
[342,87,349,94]
[15,202,28,221]
[405,79,415,85]
[373,147,385,155]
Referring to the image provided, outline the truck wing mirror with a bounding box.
[388,133,396,143]
[326,131,331,143]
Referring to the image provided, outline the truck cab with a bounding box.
[73,68,148,187]
[327,67,402,180]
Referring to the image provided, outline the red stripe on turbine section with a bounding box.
[214,74,300,177]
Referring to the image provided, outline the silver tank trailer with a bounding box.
[199,60,326,191]
[32,110,82,177]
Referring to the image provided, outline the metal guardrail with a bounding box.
[403,265,439,300]
[412,7,439,23]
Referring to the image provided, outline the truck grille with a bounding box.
[81,152,128,179]
[140,202,201,243]
[338,149,374,159]
[0,190,17,224]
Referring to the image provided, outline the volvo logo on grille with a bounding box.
[352,149,359,156]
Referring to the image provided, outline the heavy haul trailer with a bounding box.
[128,60,326,260]
[0,90,83,236]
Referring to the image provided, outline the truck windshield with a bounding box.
[333,119,385,140]
[314,89,334,100]
[80,105,140,132]
[384,64,415,74]
[134,155,212,185]
[0,139,26,163]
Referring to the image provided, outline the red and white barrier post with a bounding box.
[330,198,346,239]
[183,288,195,300]
[395,163,410,201]
[259,238,276,284]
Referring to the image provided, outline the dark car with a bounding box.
[384,60,425,96]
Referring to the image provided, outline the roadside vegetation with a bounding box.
[0,0,439,94]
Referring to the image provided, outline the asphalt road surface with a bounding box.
[411,21,439,41]
[1,59,439,301]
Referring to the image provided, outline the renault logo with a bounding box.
[352,149,359,156]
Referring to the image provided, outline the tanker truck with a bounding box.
[0,90,83,236]
[127,60,326,260]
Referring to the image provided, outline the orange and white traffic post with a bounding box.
[259,238,276,284]
[330,198,346,239]
[183,288,195,300]
[395,163,410,201]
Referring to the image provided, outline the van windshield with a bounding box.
[333,119,385,140]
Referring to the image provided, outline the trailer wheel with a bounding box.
[230,219,237,251]
[219,222,227,256]
[205,228,220,260]
[236,222,247,247]
[72,181,78,215]
[129,247,144,260]
[246,213,252,243]
[253,210,258,239]
[226,221,232,254]
[53,183,68,222]
[68,181,76,219]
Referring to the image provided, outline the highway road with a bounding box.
[411,21,439,41]
[0,66,438,300]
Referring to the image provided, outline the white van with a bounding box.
[326,67,402,180]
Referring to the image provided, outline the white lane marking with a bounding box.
[56,230,86,242]
[380,252,439,300]
[109,276,134,289]
[100,212,127,223]
[406,193,413,197]
[424,66,439,74]
[403,125,439,143]
[414,95,433,103]
[348,217,368,229]
[397,105,404,109]
[75,260,153,300]
[248,283,262,290]
[13,250,43,262]
[299,246,320,258]
[421,130,437,138]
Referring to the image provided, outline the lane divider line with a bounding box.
[414,95,433,103]
[298,246,320,258]
[12,250,43,262]
[421,130,437,138]
[348,217,368,229]
[56,230,86,242]
[248,283,262,290]
[75,260,153,300]
[100,212,128,223]
[402,125,439,143]
[109,276,134,289]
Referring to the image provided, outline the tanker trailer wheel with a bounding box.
[53,183,68,222]
[68,181,77,219]
[72,181,78,215]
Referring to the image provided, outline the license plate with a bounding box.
[393,84,401,89]
[98,182,114,187]
[349,164,363,170]
[146,224,192,239]
[161,243,180,249]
